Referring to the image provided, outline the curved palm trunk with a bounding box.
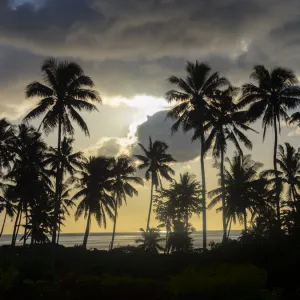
[227,217,232,239]
[12,203,22,246]
[0,211,7,239]
[200,131,207,250]
[13,211,22,246]
[83,210,91,249]
[146,176,154,232]
[273,117,281,227]
[220,150,227,242]
[52,113,63,244]
[110,199,118,250]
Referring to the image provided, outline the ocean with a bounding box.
[0,230,241,249]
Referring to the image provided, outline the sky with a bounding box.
[1,0,300,233]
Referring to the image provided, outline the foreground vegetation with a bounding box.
[0,240,299,299]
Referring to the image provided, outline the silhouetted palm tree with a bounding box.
[209,154,264,232]
[6,125,52,246]
[0,118,16,172]
[135,228,165,253]
[56,184,76,243]
[240,65,300,224]
[154,188,178,252]
[277,143,300,202]
[135,138,175,231]
[170,173,202,232]
[45,136,85,240]
[167,220,194,253]
[73,157,114,249]
[205,87,256,240]
[8,125,52,245]
[23,58,101,243]
[166,61,228,249]
[110,155,143,250]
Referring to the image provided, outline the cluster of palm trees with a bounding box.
[1,57,300,251]
[165,61,300,249]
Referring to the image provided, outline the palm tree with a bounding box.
[0,118,16,172]
[204,87,256,240]
[45,137,85,240]
[166,220,194,253]
[56,184,76,243]
[73,157,114,249]
[135,228,165,253]
[135,138,175,231]
[209,154,264,232]
[6,125,52,246]
[170,173,202,232]
[166,61,228,249]
[277,143,300,203]
[110,155,143,250]
[154,188,178,253]
[23,58,101,243]
[240,65,300,224]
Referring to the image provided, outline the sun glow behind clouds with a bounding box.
[86,95,173,157]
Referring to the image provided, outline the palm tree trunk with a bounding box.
[220,150,227,242]
[227,217,232,239]
[110,199,118,250]
[12,203,21,246]
[244,210,247,232]
[52,113,63,244]
[146,176,154,232]
[83,210,91,249]
[200,130,207,250]
[273,117,281,227]
[14,211,22,246]
[0,211,7,239]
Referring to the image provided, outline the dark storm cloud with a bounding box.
[1,0,300,109]
[134,110,201,162]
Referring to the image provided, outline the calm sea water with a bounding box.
[0,230,241,249]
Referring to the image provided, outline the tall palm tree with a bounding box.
[240,65,300,224]
[135,138,175,231]
[6,124,52,246]
[56,184,76,243]
[73,157,114,249]
[135,228,165,253]
[45,136,85,240]
[209,154,264,232]
[0,118,16,173]
[23,58,101,243]
[166,61,228,249]
[204,87,256,240]
[110,155,143,250]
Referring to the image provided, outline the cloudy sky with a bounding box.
[1,0,300,234]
